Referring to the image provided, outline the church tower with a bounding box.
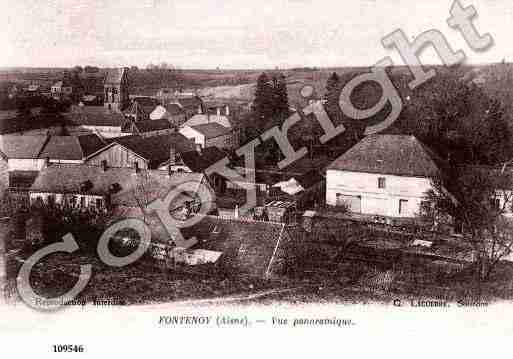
[104,67,129,112]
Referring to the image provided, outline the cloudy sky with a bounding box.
[1,0,512,69]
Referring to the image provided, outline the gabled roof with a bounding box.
[180,147,227,172]
[127,119,174,133]
[114,133,194,167]
[64,106,126,127]
[190,123,231,139]
[30,164,137,195]
[38,134,107,161]
[173,96,203,110]
[327,135,443,178]
[0,135,49,159]
[104,68,126,84]
[185,114,232,129]
[127,97,160,116]
[150,104,186,121]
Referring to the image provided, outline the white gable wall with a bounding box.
[326,169,432,218]
[179,126,205,148]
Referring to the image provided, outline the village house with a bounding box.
[162,146,229,192]
[0,135,50,189]
[326,134,444,219]
[85,133,195,171]
[149,103,187,126]
[121,119,175,138]
[184,113,232,129]
[179,122,235,150]
[63,105,130,138]
[173,96,205,119]
[204,101,232,117]
[28,164,137,209]
[51,79,73,99]
[110,171,215,217]
[104,68,130,112]
[38,134,107,165]
[124,96,160,121]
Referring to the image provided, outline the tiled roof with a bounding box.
[190,123,231,139]
[174,96,203,110]
[30,164,138,195]
[114,133,194,167]
[111,171,208,208]
[128,119,174,133]
[181,216,289,277]
[64,106,126,127]
[0,135,49,159]
[165,103,185,115]
[38,134,107,160]
[180,147,227,172]
[327,135,443,178]
[104,68,126,84]
[185,114,232,129]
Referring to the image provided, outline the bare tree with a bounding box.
[421,166,513,282]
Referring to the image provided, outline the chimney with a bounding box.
[101,160,108,172]
[225,105,230,116]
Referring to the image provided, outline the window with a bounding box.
[378,177,386,189]
[96,198,103,208]
[80,196,86,208]
[399,199,408,215]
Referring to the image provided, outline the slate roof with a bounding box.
[114,133,194,167]
[190,123,232,139]
[38,134,107,160]
[64,106,126,127]
[0,135,49,159]
[104,68,126,84]
[30,164,138,195]
[180,147,227,172]
[327,135,443,178]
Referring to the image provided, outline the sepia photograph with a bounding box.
[1,0,513,357]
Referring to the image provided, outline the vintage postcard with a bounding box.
[1,0,513,357]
